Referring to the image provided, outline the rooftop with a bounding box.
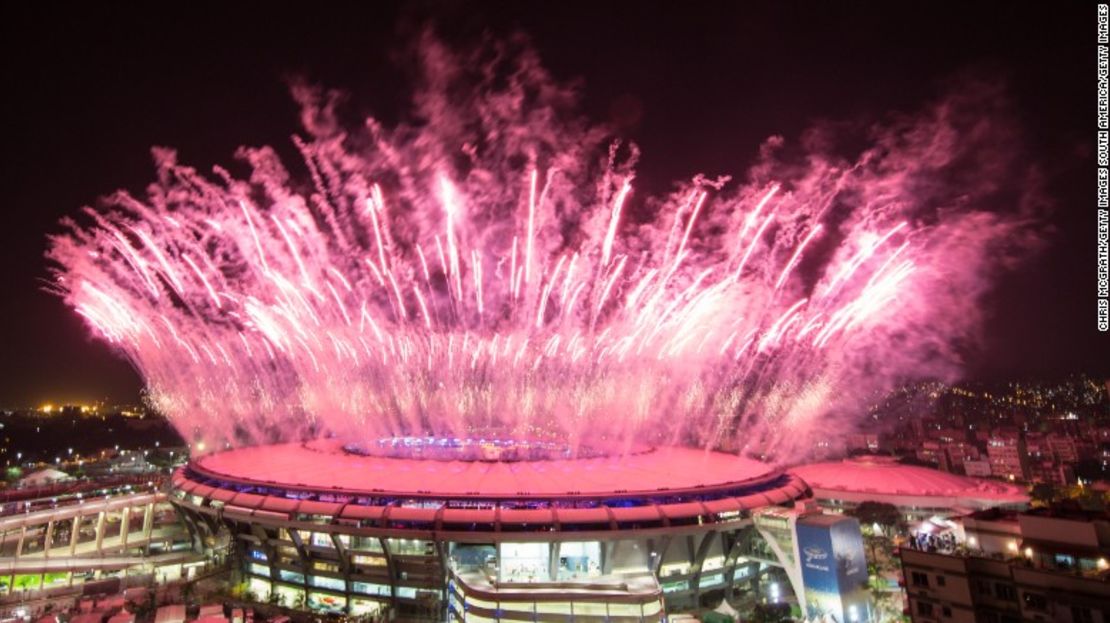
[1023,504,1110,523]
[175,441,811,529]
[790,455,1029,503]
[188,439,784,500]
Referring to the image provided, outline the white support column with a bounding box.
[69,513,82,555]
[754,518,807,616]
[601,540,617,575]
[14,526,25,560]
[43,520,55,557]
[143,503,154,538]
[94,511,106,553]
[120,507,131,548]
[548,542,561,581]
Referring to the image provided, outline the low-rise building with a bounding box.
[900,506,1110,623]
[900,548,1108,623]
[964,460,994,479]
[1046,435,1080,464]
[1028,461,1074,487]
[987,435,1030,482]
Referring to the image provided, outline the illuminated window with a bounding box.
[278,570,304,584]
[352,582,390,597]
[310,576,344,591]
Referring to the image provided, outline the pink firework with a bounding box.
[47,37,1039,460]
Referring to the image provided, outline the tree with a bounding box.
[1030,482,1059,505]
[750,602,791,623]
[846,502,905,537]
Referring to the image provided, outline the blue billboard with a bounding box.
[795,514,870,623]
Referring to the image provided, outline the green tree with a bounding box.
[750,602,791,623]
[1030,482,1058,505]
[846,502,905,537]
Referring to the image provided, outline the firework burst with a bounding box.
[48,36,1040,460]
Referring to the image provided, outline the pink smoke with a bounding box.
[47,35,1043,461]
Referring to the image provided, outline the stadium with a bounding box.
[169,438,812,621]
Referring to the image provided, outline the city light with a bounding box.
[2,9,1102,623]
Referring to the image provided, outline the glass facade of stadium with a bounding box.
[170,455,811,622]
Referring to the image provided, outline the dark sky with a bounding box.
[2,2,1105,407]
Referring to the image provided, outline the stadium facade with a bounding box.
[0,486,201,617]
[169,440,814,621]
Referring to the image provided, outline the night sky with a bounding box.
[3,2,1105,407]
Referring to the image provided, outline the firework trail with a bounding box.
[47,35,1041,460]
